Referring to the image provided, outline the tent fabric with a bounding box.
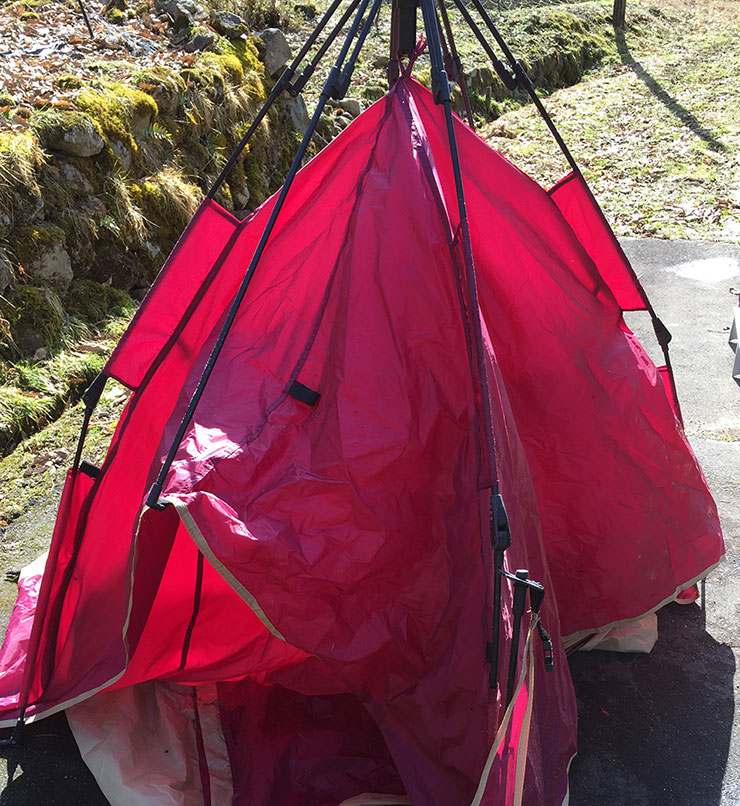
[0,76,724,806]
[67,681,233,806]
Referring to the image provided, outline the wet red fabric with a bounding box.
[0,78,723,806]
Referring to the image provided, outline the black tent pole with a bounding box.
[448,0,517,93]
[437,0,474,128]
[207,0,357,200]
[288,0,365,97]
[67,0,357,475]
[147,0,383,510]
[418,0,511,689]
[78,0,94,38]
[460,0,580,173]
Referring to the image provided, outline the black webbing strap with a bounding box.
[287,380,321,407]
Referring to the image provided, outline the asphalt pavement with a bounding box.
[568,238,740,806]
[0,238,738,805]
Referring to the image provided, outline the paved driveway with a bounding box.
[569,239,740,806]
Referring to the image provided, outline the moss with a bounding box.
[15,224,66,268]
[202,53,244,85]
[56,74,84,91]
[293,1,316,19]
[11,287,64,350]
[76,81,159,161]
[359,81,386,104]
[0,91,16,108]
[504,7,614,92]
[30,109,105,156]
[65,279,134,322]
[105,7,125,23]
[128,170,200,241]
[19,11,40,20]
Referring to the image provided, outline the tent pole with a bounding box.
[207,0,357,199]
[287,0,366,97]
[437,0,475,128]
[418,0,511,690]
[448,0,517,94]
[458,0,580,173]
[71,373,107,472]
[147,0,383,510]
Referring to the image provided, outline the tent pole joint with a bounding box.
[146,481,169,511]
[652,315,673,348]
[72,372,107,472]
[431,66,452,105]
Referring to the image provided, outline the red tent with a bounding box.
[0,78,723,805]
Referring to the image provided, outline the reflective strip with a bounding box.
[513,621,536,806]
[470,617,538,806]
[170,498,287,642]
[561,559,723,645]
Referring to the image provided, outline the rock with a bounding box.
[77,341,108,354]
[131,107,154,137]
[12,286,65,355]
[111,140,133,171]
[26,243,74,292]
[184,30,215,52]
[130,287,149,301]
[209,9,246,38]
[0,255,13,295]
[60,162,94,196]
[52,117,105,158]
[150,83,179,116]
[467,67,495,93]
[84,196,108,217]
[232,188,249,209]
[0,213,11,239]
[293,2,316,19]
[338,98,362,118]
[160,0,206,28]
[283,95,309,133]
[259,28,292,77]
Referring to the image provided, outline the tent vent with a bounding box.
[287,380,321,407]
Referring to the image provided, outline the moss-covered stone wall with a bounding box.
[0,30,304,363]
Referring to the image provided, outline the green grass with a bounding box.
[482,0,740,241]
[0,311,131,457]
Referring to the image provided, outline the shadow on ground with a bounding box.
[568,600,736,806]
[0,712,107,805]
[614,27,726,152]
